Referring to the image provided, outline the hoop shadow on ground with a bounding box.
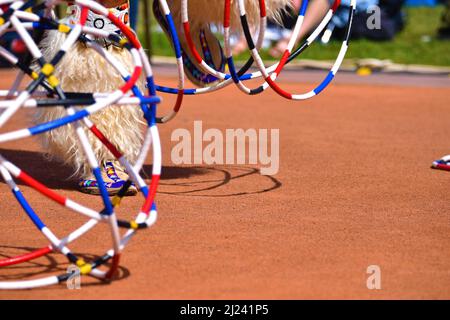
[0,245,130,289]
[0,149,282,197]
[0,148,77,190]
[143,165,282,197]
[0,148,207,190]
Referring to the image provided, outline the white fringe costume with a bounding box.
[35,2,144,190]
[35,0,289,193]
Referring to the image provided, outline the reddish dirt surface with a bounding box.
[0,69,450,299]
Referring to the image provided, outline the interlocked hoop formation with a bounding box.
[0,0,356,289]
[0,0,161,289]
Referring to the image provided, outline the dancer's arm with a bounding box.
[270,0,330,57]
[296,0,330,40]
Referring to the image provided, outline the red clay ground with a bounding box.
[0,69,449,299]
